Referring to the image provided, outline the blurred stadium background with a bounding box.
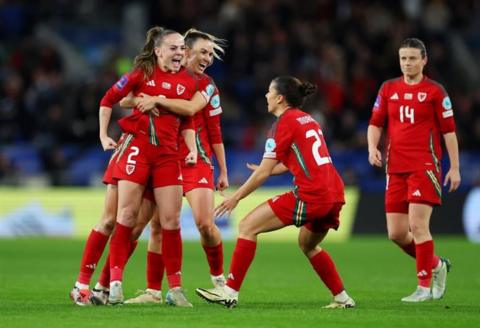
[1,2,480,327]
[0,0,479,240]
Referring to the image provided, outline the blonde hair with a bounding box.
[184,28,227,60]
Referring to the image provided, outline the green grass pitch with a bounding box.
[0,237,479,327]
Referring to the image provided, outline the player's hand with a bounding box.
[214,194,239,219]
[368,148,383,167]
[137,93,158,113]
[444,167,461,192]
[216,171,229,195]
[246,163,259,172]
[100,135,117,151]
[184,151,197,166]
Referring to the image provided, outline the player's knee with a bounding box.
[298,238,316,255]
[238,219,256,237]
[388,230,408,244]
[118,207,138,225]
[97,215,116,234]
[196,220,215,237]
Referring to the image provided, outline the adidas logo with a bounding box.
[146,80,156,87]
[412,189,422,197]
[417,270,428,278]
[228,273,235,280]
[178,174,183,181]
[198,177,208,184]
[85,264,97,270]
[390,93,399,100]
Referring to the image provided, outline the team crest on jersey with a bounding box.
[177,84,185,95]
[126,164,135,175]
[442,96,452,110]
[418,92,427,102]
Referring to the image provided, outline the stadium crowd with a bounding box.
[0,0,479,186]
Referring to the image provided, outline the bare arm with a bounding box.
[182,129,198,165]
[211,143,229,191]
[246,162,288,176]
[367,125,383,167]
[136,91,207,116]
[443,132,461,192]
[214,158,278,217]
[154,91,208,116]
[99,106,117,150]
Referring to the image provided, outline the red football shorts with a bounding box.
[181,161,214,194]
[112,135,182,188]
[385,169,442,213]
[267,191,343,233]
[102,133,130,185]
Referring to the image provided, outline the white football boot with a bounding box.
[165,287,193,307]
[401,286,432,302]
[125,289,163,304]
[196,286,238,308]
[432,258,451,300]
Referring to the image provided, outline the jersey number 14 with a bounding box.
[399,105,414,123]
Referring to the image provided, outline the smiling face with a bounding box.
[399,47,427,83]
[186,38,215,75]
[155,33,186,72]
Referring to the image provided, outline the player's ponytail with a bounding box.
[299,82,317,98]
[273,76,317,108]
[133,26,180,79]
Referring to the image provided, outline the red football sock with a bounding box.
[147,251,164,290]
[203,242,224,276]
[109,223,133,282]
[400,240,440,269]
[226,238,257,292]
[97,255,110,288]
[77,229,109,285]
[162,229,182,289]
[416,240,434,287]
[309,250,344,296]
[98,239,138,288]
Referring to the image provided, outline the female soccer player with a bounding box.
[98,26,205,307]
[121,28,230,304]
[367,38,460,302]
[196,76,355,309]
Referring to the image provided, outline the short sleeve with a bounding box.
[263,117,293,160]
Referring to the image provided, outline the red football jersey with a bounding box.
[178,74,223,166]
[263,108,344,204]
[100,66,197,154]
[369,76,456,173]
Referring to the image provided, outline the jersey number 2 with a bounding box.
[306,129,331,166]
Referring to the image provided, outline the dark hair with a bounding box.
[272,76,317,108]
[133,26,179,78]
[399,38,427,58]
[184,28,227,60]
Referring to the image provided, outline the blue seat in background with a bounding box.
[2,143,43,175]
